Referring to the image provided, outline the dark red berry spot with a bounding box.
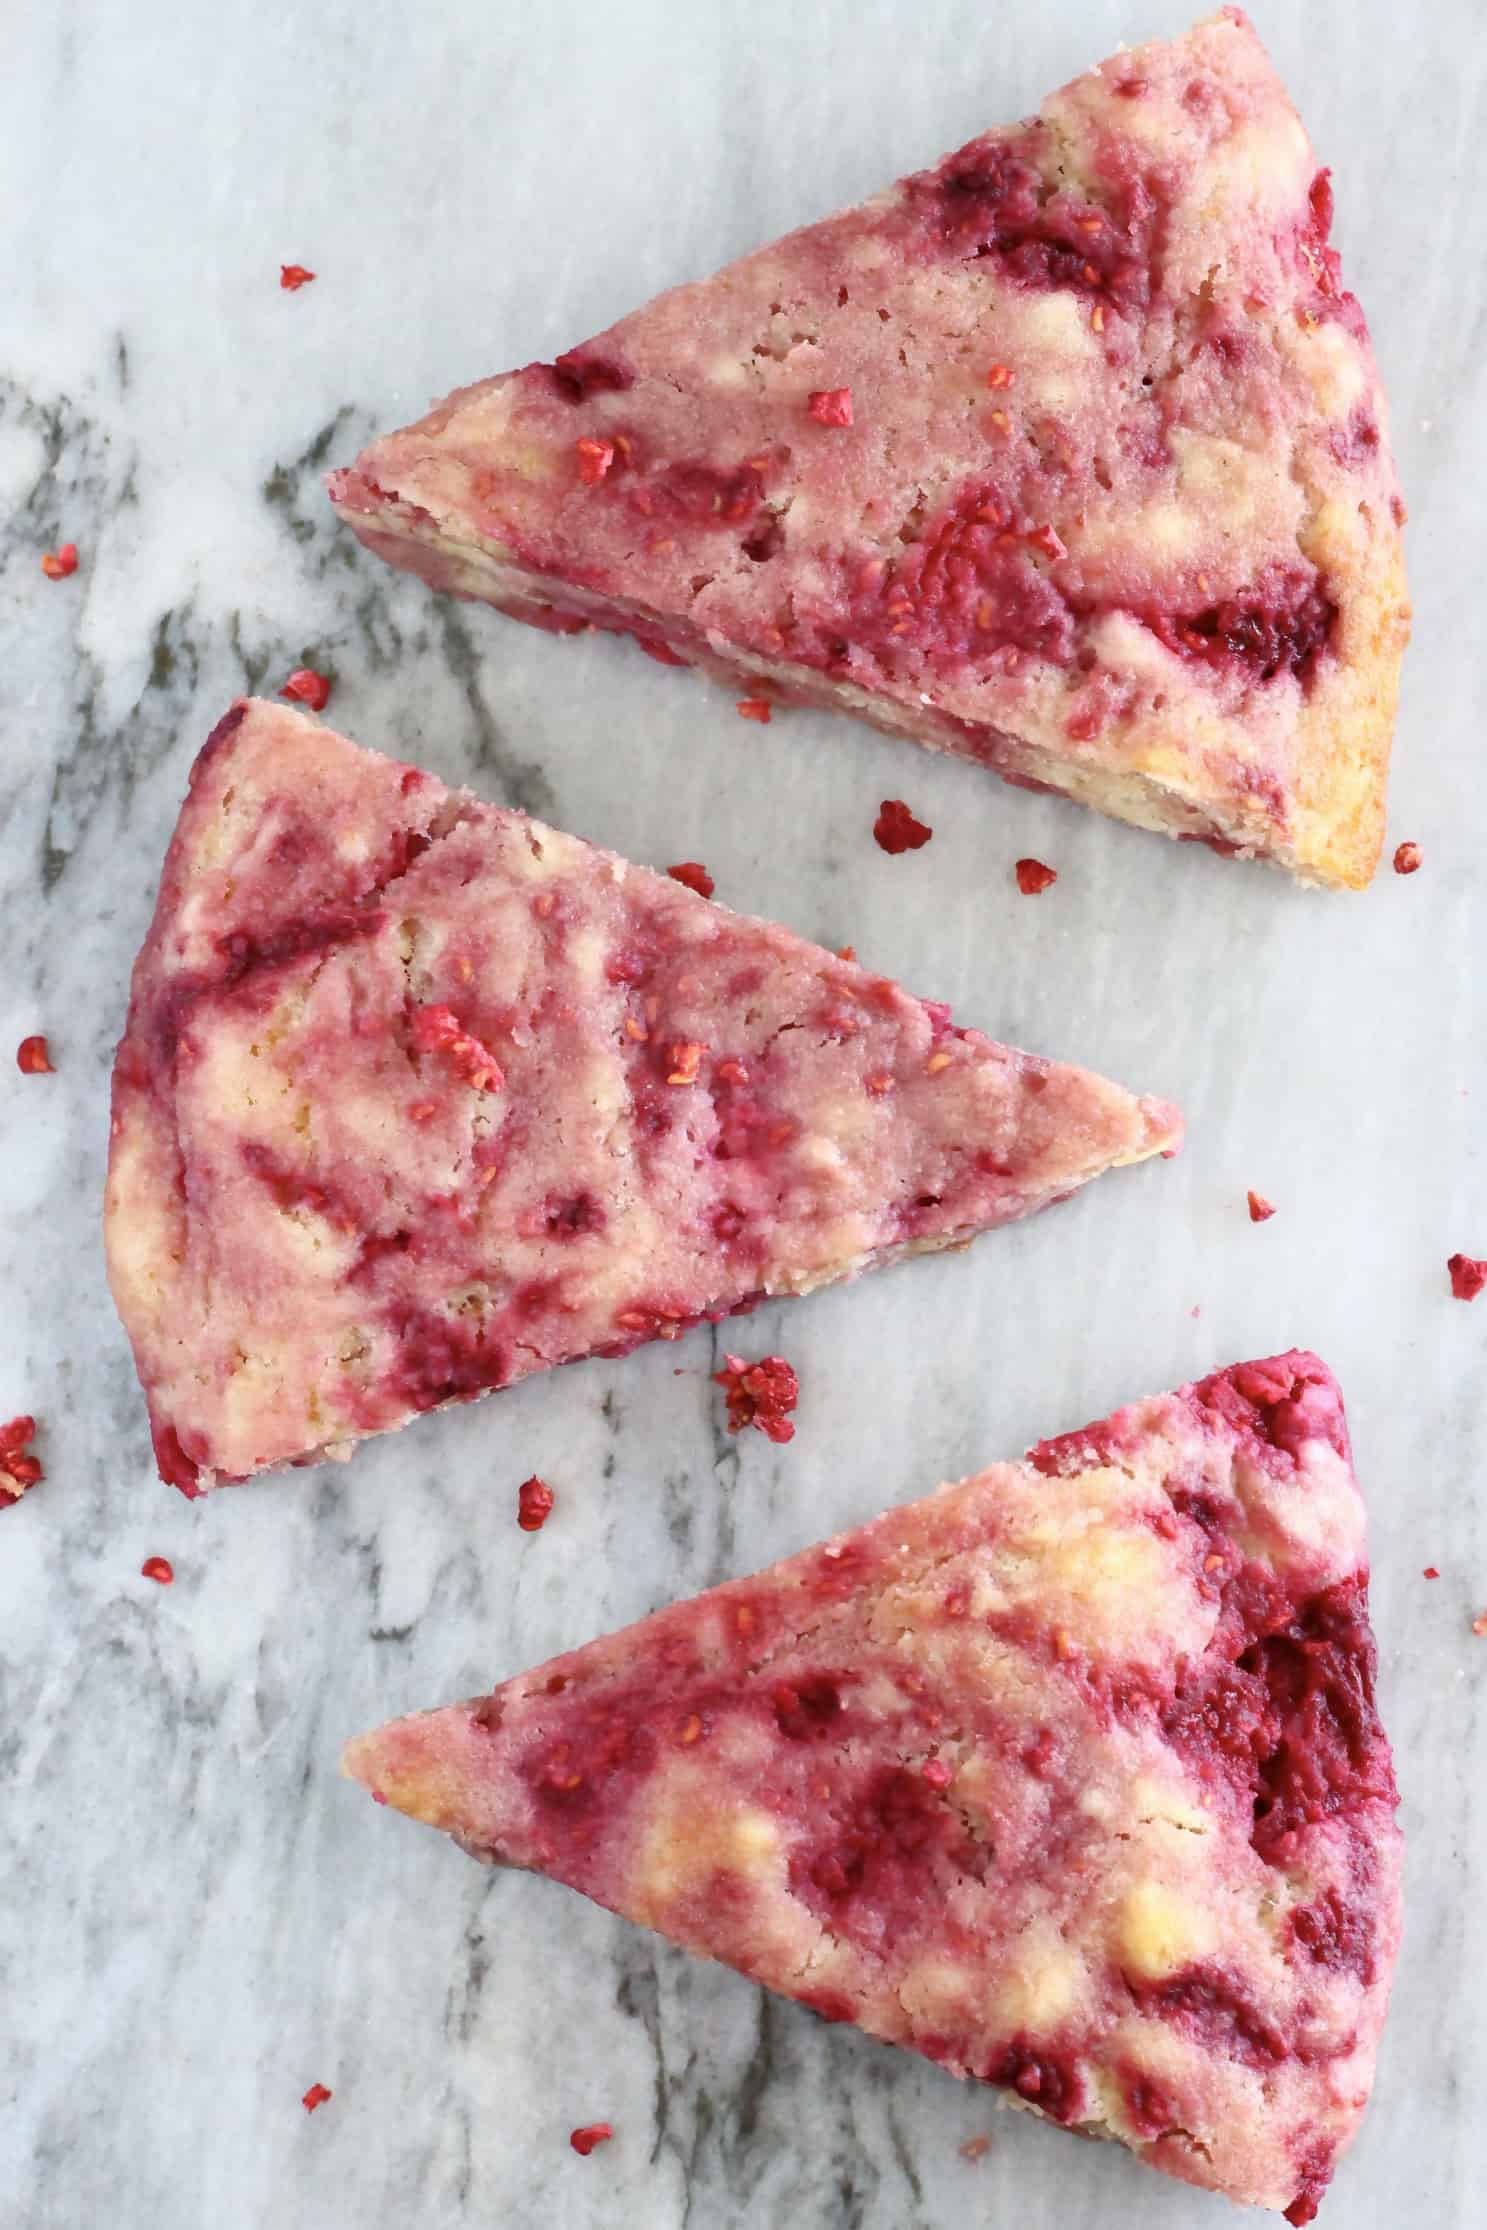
[141,1556,174,1585]
[569,2123,614,2156]
[301,2083,332,2112]
[280,667,332,711]
[714,1354,799,1443]
[667,861,715,899]
[16,1035,53,1074]
[1448,1253,1487,1301]
[874,799,932,854]
[1247,1191,1277,1224]
[807,387,854,428]
[1392,841,1422,875]
[517,1476,555,1532]
[280,265,316,291]
[1014,857,1056,895]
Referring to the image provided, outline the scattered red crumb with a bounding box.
[667,862,715,899]
[412,1004,505,1093]
[1014,857,1057,895]
[666,1041,705,1085]
[1423,1567,1440,1580]
[959,2133,994,2162]
[1474,1613,1487,1639]
[301,2083,332,2113]
[141,1556,175,1585]
[372,1788,388,1804]
[1247,1191,1277,1224]
[0,1416,43,1509]
[836,945,857,963]
[575,437,615,485]
[714,1354,799,1444]
[517,1475,555,1532]
[985,363,1013,390]
[1392,841,1423,875]
[280,667,332,711]
[807,387,854,427]
[41,543,78,581]
[874,799,932,854]
[736,698,772,723]
[16,1035,53,1074]
[569,2123,614,2156]
[1447,1253,1487,1301]
[280,265,316,291]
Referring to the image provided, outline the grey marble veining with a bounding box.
[1,2,1482,2225]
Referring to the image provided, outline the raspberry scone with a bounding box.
[328,10,1408,887]
[104,699,1179,1494]
[347,1352,1400,2222]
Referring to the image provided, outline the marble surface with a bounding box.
[1,2,1480,2224]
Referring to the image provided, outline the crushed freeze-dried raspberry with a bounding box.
[517,1475,555,1532]
[959,2134,994,2162]
[280,667,332,711]
[874,799,932,854]
[575,437,615,485]
[16,1035,53,1074]
[141,1556,175,1585]
[1423,1567,1440,1580]
[1474,1613,1487,1639]
[412,1004,505,1093]
[1247,1191,1277,1223]
[807,387,854,427]
[0,1415,43,1508]
[1392,842,1422,875]
[714,1353,799,1444]
[667,862,715,899]
[1014,857,1057,895]
[666,1041,705,1085]
[836,945,857,962]
[736,698,772,723]
[41,543,78,580]
[569,2123,614,2156]
[280,265,316,291]
[985,364,1013,389]
[301,2083,332,2113]
[1448,1253,1487,1301]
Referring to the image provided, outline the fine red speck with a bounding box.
[575,437,615,485]
[141,1556,174,1585]
[569,2123,614,2156]
[667,862,715,899]
[714,1354,799,1444]
[517,1475,555,1532]
[0,1415,43,1509]
[41,543,78,580]
[807,387,854,427]
[301,2083,332,2113]
[1247,1191,1277,1224]
[16,1035,53,1074]
[1423,1567,1440,1580]
[280,264,316,291]
[874,799,932,854]
[1473,1613,1487,1638]
[280,667,332,711]
[959,2134,994,2162]
[1392,841,1422,875]
[1014,858,1057,895]
[985,364,1013,389]
[1447,1253,1487,1301]
[736,698,772,723]
[372,1788,388,1804]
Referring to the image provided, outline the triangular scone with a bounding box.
[104,699,1178,1493]
[347,1352,1400,2223]
[329,11,1408,888]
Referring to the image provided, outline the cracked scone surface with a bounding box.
[104,698,1178,1492]
[347,1352,1400,2224]
[328,8,1408,887]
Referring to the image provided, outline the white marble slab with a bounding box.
[1,2,1480,2224]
